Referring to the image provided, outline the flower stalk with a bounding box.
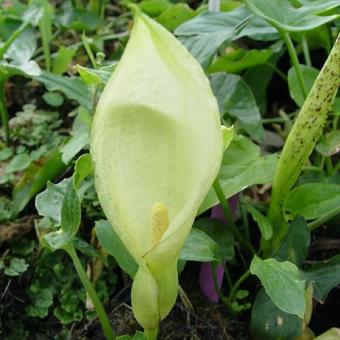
[268,34,340,247]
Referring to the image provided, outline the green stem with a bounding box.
[262,117,287,124]
[223,263,233,292]
[333,115,339,131]
[264,62,288,82]
[325,157,333,176]
[101,31,129,40]
[308,206,340,231]
[301,35,312,67]
[240,194,250,243]
[40,24,51,72]
[213,180,255,254]
[0,81,10,144]
[64,244,114,340]
[144,327,159,340]
[210,263,234,315]
[82,32,97,69]
[227,269,251,302]
[209,0,220,12]
[281,31,308,99]
[302,165,323,173]
[333,161,340,174]
[319,155,325,171]
[268,34,340,231]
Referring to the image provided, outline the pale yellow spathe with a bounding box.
[91,9,224,331]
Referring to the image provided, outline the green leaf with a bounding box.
[43,178,81,249]
[176,5,277,40]
[273,216,310,266]
[0,147,13,161]
[247,205,273,240]
[0,61,41,81]
[26,285,53,318]
[175,6,277,67]
[5,153,31,173]
[245,0,338,32]
[133,331,147,340]
[316,130,340,156]
[35,71,92,109]
[244,52,282,113]
[193,217,234,260]
[73,237,103,259]
[57,7,104,32]
[52,46,75,75]
[4,28,37,64]
[74,153,93,189]
[156,3,195,31]
[288,65,319,107]
[42,91,64,107]
[95,220,138,278]
[208,47,274,74]
[61,133,89,164]
[250,256,306,318]
[22,3,44,26]
[12,151,67,214]
[179,228,220,262]
[303,255,340,302]
[251,288,303,339]
[35,178,71,225]
[199,135,277,214]
[4,257,29,276]
[211,73,264,141]
[298,0,340,14]
[76,64,113,85]
[139,0,170,17]
[54,305,83,324]
[284,183,340,220]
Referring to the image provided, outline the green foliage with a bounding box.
[251,288,303,339]
[285,183,340,220]
[26,284,54,318]
[288,65,319,107]
[175,6,277,67]
[316,130,340,156]
[303,255,340,302]
[35,72,92,109]
[273,216,310,266]
[247,205,273,241]
[179,228,221,262]
[245,0,339,32]
[199,135,277,213]
[95,220,138,278]
[208,46,275,74]
[193,218,234,260]
[211,73,264,141]
[250,256,306,318]
[0,257,29,276]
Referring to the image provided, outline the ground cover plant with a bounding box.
[0,0,339,339]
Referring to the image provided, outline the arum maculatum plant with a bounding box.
[91,6,227,339]
[267,33,340,253]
